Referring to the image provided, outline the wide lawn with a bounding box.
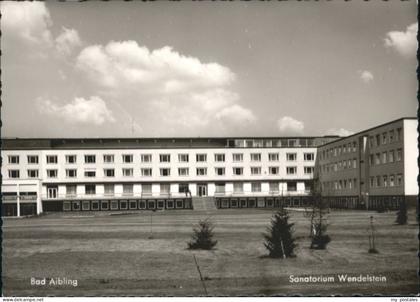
[2,208,418,296]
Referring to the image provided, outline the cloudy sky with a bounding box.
[1,1,417,138]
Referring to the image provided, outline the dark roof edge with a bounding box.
[318,117,417,148]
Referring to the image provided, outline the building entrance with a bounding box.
[197,184,207,197]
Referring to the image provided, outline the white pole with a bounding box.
[16,183,20,217]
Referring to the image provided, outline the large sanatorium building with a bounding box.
[1,117,418,216]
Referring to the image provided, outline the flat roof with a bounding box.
[1,136,339,150]
[317,117,417,148]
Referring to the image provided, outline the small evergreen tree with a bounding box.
[263,208,297,258]
[396,200,408,225]
[188,218,218,250]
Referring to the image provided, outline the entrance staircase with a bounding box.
[192,196,217,212]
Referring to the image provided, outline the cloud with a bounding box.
[359,70,374,83]
[277,116,304,135]
[384,23,418,58]
[37,96,115,126]
[55,27,82,56]
[326,128,354,137]
[76,40,255,134]
[1,1,53,46]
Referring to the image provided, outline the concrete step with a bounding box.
[192,197,217,212]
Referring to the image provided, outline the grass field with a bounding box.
[2,208,418,296]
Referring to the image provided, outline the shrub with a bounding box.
[188,218,217,250]
[263,208,297,258]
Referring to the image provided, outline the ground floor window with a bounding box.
[240,199,247,207]
[221,198,229,208]
[110,200,119,210]
[266,198,274,207]
[129,200,137,210]
[72,201,80,211]
[176,200,183,208]
[101,201,109,210]
[147,200,156,209]
[120,200,128,210]
[63,201,71,211]
[139,201,146,209]
[167,200,174,209]
[91,201,99,210]
[231,199,238,208]
[248,198,256,207]
[157,200,165,209]
[82,201,90,211]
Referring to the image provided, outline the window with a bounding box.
[141,168,152,177]
[269,167,279,175]
[396,128,402,141]
[215,183,226,193]
[376,176,381,187]
[268,153,279,161]
[215,167,225,176]
[123,168,134,177]
[214,154,225,162]
[304,167,314,174]
[251,167,261,175]
[66,155,77,164]
[375,153,381,165]
[179,184,189,193]
[66,169,77,178]
[196,168,207,176]
[46,155,58,164]
[269,182,279,193]
[287,181,297,192]
[352,141,357,152]
[232,153,243,162]
[382,132,387,144]
[178,168,189,176]
[8,170,20,178]
[103,154,114,163]
[66,185,77,197]
[160,184,170,194]
[84,155,96,163]
[122,154,133,163]
[353,159,357,169]
[375,134,381,146]
[250,153,261,162]
[123,184,133,195]
[196,154,207,162]
[369,154,374,166]
[178,154,189,162]
[47,169,57,178]
[396,149,402,161]
[27,169,39,178]
[27,155,38,164]
[382,152,387,164]
[369,136,374,148]
[397,174,403,186]
[389,130,394,143]
[388,151,395,163]
[389,175,395,187]
[85,184,96,195]
[370,177,375,188]
[304,153,314,161]
[160,168,170,176]
[84,170,96,178]
[160,154,171,163]
[286,153,297,161]
[233,167,243,175]
[383,175,388,187]
[286,166,297,175]
[8,155,19,164]
[104,169,115,177]
[233,182,243,193]
[104,184,114,195]
[251,182,261,192]
[141,154,152,163]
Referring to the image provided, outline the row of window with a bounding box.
[49,180,311,198]
[7,152,315,165]
[369,128,403,148]
[322,179,358,191]
[369,174,403,188]
[321,158,357,173]
[369,149,402,166]
[7,166,315,179]
[320,141,357,160]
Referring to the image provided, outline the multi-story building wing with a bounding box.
[317,117,418,210]
[1,136,336,216]
[1,117,417,216]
